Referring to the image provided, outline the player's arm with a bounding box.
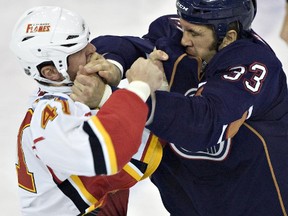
[146,59,276,152]
[91,35,150,76]
[32,57,163,177]
[90,15,182,77]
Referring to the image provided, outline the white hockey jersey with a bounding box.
[16,88,162,216]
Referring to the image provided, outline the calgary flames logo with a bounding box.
[26,23,51,33]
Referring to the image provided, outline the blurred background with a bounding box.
[1,0,287,215]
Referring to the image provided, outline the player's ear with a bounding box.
[40,66,62,81]
[219,30,238,50]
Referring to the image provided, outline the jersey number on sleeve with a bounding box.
[41,99,70,129]
[41,104,58,129]
[222,63,267,94]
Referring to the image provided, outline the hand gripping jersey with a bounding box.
[92,15,288,216]
[16,88,162,216]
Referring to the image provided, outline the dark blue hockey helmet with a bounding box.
[176,0,257,39]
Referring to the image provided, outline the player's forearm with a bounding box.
[91,35,149,74]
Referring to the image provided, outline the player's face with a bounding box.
[67,43,96,81]
[180,19,217,63]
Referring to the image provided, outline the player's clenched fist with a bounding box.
[126,57,163,92]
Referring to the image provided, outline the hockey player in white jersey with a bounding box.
[10,6,163,216]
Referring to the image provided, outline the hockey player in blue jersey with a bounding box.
[76,0,288,215]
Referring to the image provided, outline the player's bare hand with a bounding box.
[149,49,169,91]
[149,49,169,70]
[71,65,105,108]
[149,49,169,61]
[126,57,163,92]
[84,52,121,86]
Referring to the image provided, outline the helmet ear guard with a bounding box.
[176,0,256,40]
[10,6,90,85]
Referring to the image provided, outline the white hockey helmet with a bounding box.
[10,6,90,85]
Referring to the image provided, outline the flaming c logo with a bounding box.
[26,23,51,33]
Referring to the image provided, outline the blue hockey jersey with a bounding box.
[92,15,288,216]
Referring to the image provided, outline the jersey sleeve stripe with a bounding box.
[57,179,89,213]
[123,162,144,181]
[85,116,118,175]
[140,135,163,180]
[83,122,107,175]
[90,116,118,174]
[141,134,159,163]
[70,175,98,206]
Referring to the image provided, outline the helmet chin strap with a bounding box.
[58,68,72,85]
[38,83,73,94]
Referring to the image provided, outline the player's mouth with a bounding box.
[185,47,195,57]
